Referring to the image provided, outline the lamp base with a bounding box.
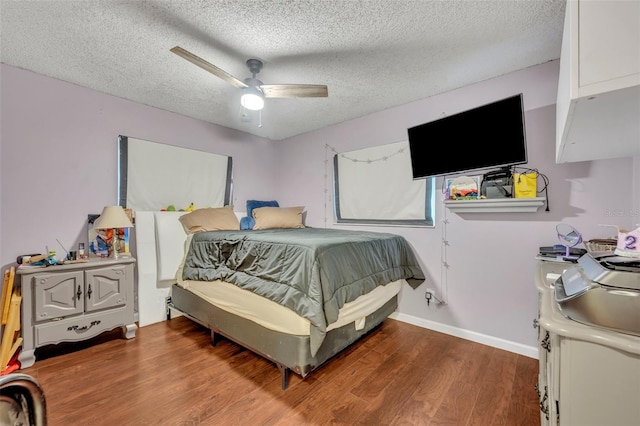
[111,251,131,260]
[109,228,131,260]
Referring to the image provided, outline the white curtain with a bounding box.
[337,141,427,220]
[124,137,229,211]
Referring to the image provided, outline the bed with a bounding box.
[166,213,425,389]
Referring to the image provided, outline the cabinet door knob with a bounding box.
[76,285,82,301]
[87,283,92,299]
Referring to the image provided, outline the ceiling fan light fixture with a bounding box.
[170,47,328,117]
[241,87,264,111]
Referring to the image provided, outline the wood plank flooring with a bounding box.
[21,317,540,425]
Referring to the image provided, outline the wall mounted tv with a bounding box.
[408,93,527,179]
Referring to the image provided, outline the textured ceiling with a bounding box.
[0,0,566,140]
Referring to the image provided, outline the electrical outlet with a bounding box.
[425,289,434,306]
[424,289,445,306]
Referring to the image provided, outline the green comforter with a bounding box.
[181,227,425,355]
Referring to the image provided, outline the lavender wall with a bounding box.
[274,60,637,355]
[1,61,636,356]
[0,64,277,269]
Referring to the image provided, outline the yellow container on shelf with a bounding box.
[513,172,537,198]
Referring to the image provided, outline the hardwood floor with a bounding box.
[21,317,540,425]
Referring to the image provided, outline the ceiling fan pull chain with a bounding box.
[258,110,263,128]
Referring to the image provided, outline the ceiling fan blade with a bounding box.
[260,84,328,98]
[170,46,247,89]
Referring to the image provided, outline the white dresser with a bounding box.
[535,260,640,426]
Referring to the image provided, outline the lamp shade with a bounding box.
[240,87,265,111]
[93,206,133,229]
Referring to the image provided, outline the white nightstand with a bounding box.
[16,257,137,368]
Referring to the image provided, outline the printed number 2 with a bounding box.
[625,235,637,250]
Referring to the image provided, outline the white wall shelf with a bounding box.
[444,197,546,213]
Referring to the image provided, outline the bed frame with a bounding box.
[167,283,398,389]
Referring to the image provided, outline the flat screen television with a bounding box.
[408,93,527,179]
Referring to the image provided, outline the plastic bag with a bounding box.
[513,172,537,198]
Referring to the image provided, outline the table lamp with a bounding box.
[93,206,133,259]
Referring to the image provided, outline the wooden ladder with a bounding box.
[0,266,22,373]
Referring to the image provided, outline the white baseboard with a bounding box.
[389,312,539,359]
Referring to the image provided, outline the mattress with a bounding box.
[176,278,403,336]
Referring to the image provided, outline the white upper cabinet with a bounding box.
[556,0,640,163]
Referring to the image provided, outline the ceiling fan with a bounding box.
[170,46,328,111]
